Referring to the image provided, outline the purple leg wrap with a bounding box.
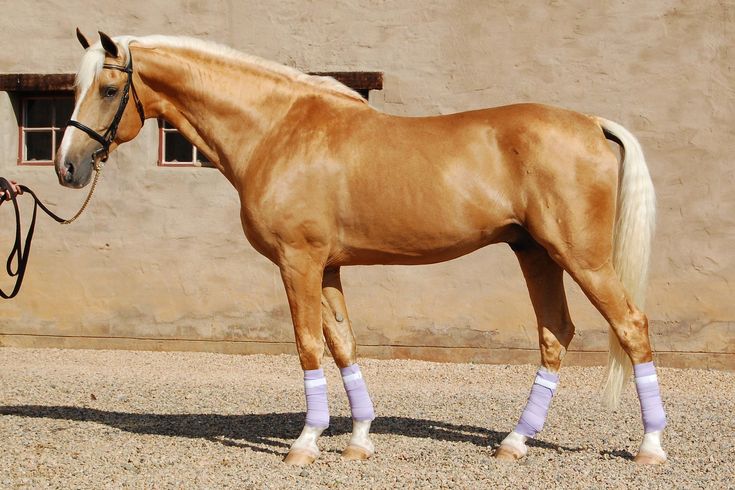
[340,364,375,421]
[304,368,329,428]
[634,361,667,433]
[514,369,559,438]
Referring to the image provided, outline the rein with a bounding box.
[0,48,146,299]
[0,168,102,299]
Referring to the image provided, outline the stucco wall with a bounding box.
[1,1,733,368]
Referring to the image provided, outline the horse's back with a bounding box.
[244,98,618,266]
[331,103,616,262]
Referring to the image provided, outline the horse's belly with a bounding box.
[333,217,519,266]
[332,170,520,266]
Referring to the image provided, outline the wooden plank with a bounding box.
[0,71,383,93]
[0,73,75,92]
[311,71,384,91]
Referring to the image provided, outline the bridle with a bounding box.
[59,49,146,221]
[58,49,146,222]
[66,50,145,164]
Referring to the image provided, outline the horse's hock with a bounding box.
[0,5,732,364]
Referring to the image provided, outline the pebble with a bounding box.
[0,347,733,488]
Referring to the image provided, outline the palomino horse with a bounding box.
[56,31,666,465]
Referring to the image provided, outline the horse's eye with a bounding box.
[104,86,118,98]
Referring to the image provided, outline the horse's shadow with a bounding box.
[0,405,581,456]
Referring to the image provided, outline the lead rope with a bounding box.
[0,160,103,298]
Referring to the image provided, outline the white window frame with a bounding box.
[18,95,74,166]
[157,118,211,167]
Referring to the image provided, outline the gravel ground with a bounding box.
[0,348,733,489]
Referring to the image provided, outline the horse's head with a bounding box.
[55,30,145,188]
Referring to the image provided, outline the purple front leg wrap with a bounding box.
[340,364,375,421]
[634,361,667,433]
[304,368,329,428]
[514,369,559,438]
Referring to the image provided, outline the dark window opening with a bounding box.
[158,119,212,167]
[19,96,74,165]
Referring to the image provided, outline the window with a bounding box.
[19,96,74,165]
[158,119,212,167]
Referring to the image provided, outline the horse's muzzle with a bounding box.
[57,158,94,189]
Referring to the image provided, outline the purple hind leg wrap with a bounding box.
[514,369,559,438]
[304,368,329,428]
[340,364,375,421]
[634,361,667,433]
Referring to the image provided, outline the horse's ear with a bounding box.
[98,31,119,58]
[76,28,90,50]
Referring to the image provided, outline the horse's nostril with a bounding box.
[64,161,75,182]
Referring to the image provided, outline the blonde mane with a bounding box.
[75,35,366,103]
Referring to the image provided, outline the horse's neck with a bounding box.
[132,45,296,184]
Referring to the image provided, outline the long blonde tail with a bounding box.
[596,117,656,409]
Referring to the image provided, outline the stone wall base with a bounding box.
[2,334,731,370]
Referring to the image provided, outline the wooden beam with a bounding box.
[311,71,383,91]
[0,73,75,92]
[0,71,383,93]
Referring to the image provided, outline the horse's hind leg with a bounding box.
[528,209,666,464]
[321,267,376,460]
[559,260,666,464]
[495,241,575,461]
[321,268,357,368]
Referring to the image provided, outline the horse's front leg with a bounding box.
[321,267,376,460]
[278,249,331,466]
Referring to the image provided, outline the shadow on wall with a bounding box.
[0,405,587,456]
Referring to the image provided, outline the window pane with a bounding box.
[195,147,210,164]
[165,131,194,162]
[25,99,53,127]
[55,98,75,127]
[25,131,53,161]
[55,130,65,151]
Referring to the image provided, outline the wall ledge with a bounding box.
[2,334,731,370]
